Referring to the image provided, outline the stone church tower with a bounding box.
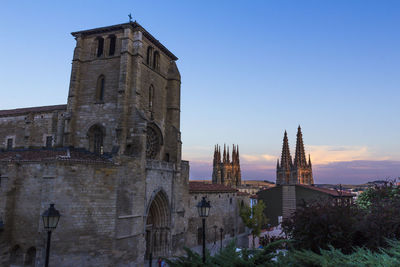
[276,126,313,185]
[212,144,242,187]
[65,21,181,161]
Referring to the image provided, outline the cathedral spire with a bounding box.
[308,154,312,167]
[237,145,240,164]
[277,158,280,169]
[223,144,226,163]
[232,144,236,164]
[227,146,230,162]
[280,130,292,170]
[294,125,307,167]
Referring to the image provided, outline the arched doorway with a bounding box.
[145,190,171,260]
[87,124,104,154]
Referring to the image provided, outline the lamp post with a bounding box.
[42,204,61,267]
[219,228,224,251]
[197,197,211,263]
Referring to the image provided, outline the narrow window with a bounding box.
[97,37,104,57]
[88,125,104,154]
[149,85,154,111]
[153,51,160,70]
[6,138,13,150]
[147,46,153,65]
[109,35,116,56]
[96,75,105,102]
[46,136,53,148]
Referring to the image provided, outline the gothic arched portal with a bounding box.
[145,190,171,260]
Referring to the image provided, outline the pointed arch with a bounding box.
[10,245,23,266]
[147,46,153,65]
[96,37,104,57]
[148,85,154,112]
[87,124,105,154]
[145,189,171,259]
[153,51,160,70]
[96,75,105,102]
[108,35,116,56]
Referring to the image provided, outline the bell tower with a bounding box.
[64,22,181,163]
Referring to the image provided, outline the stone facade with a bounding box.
[212,144,241,187]
[0,22,247,267]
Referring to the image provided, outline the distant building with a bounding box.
[276,126,314,185]
[237,180,274,195]
[212,144,241,187]
[258,127,354,226]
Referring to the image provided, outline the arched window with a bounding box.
[10,245,23,266]
[153,51,160,70]
[108,35,116,56]
[149,85,154,111]
[25,247,36,267]
[97,37,104,57]
[147,46,153,65]
[88,124,104,154]
[96,75,105,102]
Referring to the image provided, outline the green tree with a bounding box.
[239,200,267,248]
[357,180,400,210]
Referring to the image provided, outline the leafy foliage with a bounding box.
[167,239,400,266]
[239,200,267,248]
[166,239,286,267]
[282,182,400,253]
[277,240,400,267]
[357,179,400,209]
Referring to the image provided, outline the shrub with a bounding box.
[282,182,400,253]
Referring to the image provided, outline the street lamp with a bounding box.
[42,204,61,267]
[197,197,211,263]
[219,228,224,251]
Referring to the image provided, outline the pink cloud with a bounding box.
[189,159,400,184]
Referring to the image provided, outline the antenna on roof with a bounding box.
[128,13,133,23]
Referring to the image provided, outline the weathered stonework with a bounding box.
[0,21,248,267]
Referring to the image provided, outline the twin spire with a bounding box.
[276,126,313,185]
[277,126,311,169]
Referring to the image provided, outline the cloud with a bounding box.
[307,145,389,165]
[241,154,277,163]
[314,160,400,184]
[185,144,400,184]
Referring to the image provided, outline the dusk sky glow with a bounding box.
[0,1,399,184]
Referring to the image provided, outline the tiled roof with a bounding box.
[237,191,250,196]
[0,148,112,164]
[189,182,237,193]
[0,104,67,117]
[297,184,355,197]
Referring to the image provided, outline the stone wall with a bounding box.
[0,159,120,266]
[0,106,66,150]
[185,191,248,254]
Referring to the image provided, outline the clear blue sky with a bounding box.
[1,0,399,183]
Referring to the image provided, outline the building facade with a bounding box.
[0,22,247,267]
[212,144,241,187]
